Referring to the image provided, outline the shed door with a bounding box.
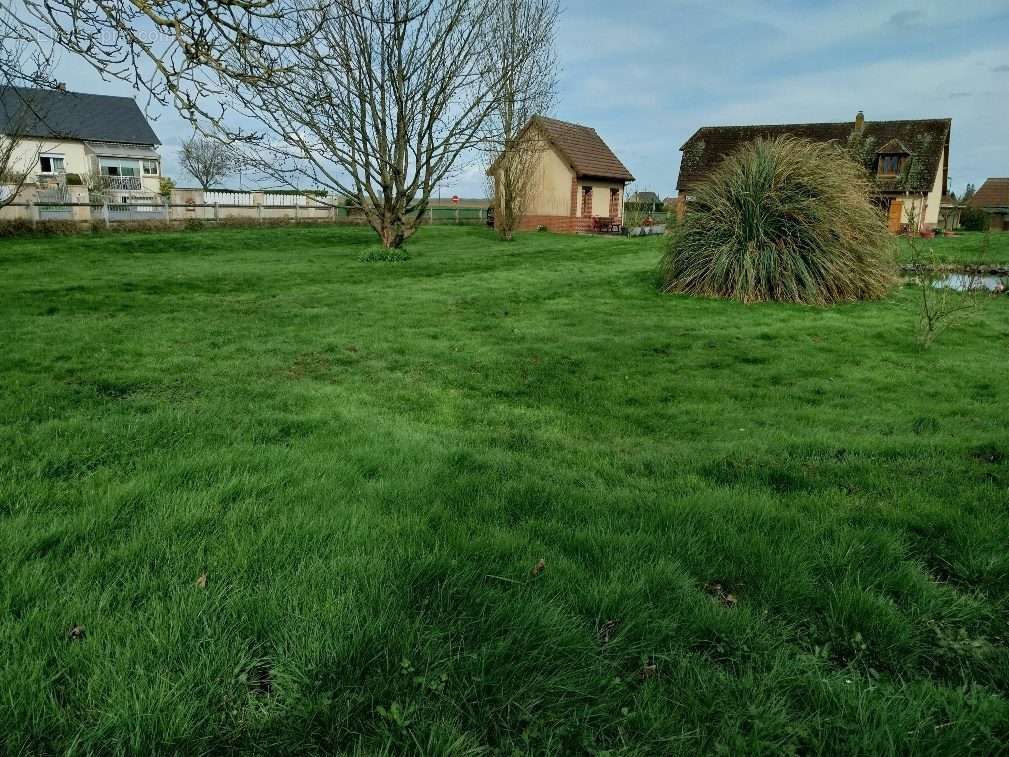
[887,199,903,233]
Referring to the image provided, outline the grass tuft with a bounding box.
[359,245,411,263]
[661,136,897,304]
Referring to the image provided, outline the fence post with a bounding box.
[102,200,110,228]
[429,208,434,225]
[213,202,220,222]
[28,201,37,229]
[257,203,263,223]
[331,204,337,224]
[455,207,460,225]
[294,201,300,223]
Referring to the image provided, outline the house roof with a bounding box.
[0,87,160,146]
[677,117,950,193]
[876,138,911,154]
[531,116,634,182]
[630,191,659,203]
[969,178,1009,209]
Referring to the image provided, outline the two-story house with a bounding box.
[675,112,951,232]
[0,86,162,204]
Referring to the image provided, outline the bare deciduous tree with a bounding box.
[0,7,53,208]
[24,0,556,248]
[215,0,529,248]
[180,136,234,190]
[0,111,38,208]
[904,203,984,348]
[0,3,55,90]
[483,0,558,241]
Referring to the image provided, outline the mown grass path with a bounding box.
[2,226,1008,754]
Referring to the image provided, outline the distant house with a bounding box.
[0,87,163,204]
[628,191,660,205]
[675,112,951,232]
[487,116,634,233]
[967,178,1009,231]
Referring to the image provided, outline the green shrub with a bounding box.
[0,219,81,237]
[959,206,990,232]
[358,246,410,262]
[92,220,173,234]
[64,173,83,186]
[660,136,896,305]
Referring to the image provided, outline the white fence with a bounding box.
[264,193,312,206]
[1,186,492,228]
[204,191,253,206]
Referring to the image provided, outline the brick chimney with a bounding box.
[854,110,865,130]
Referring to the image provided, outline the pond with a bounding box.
[928,273,1007,292]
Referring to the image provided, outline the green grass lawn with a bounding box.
[897,230,1009,266]
[2,225,1008,755]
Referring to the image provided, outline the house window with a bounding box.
[99,159,139,177]
[878,155,906,176]
[581,185,593,217]
[142,159,159,176]
[39,155,65,174]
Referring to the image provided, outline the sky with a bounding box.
[46,0,1009,198]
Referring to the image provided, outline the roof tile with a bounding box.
[677,118,950,193]
[0,87,160,146]
[969,178,1009,209]
[532,116,634,182]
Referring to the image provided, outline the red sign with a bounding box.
[451,195,460,204]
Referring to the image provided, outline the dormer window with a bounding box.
[875,139,912,177]
[878,155,907,176]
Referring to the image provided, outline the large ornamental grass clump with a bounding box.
[661,136,896,304]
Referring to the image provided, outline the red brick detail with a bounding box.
[581,186,593,218]
[515,214,595,234]
[570,176,578,217]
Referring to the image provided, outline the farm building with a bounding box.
[487,116,634,233]
[968,178,1009,231]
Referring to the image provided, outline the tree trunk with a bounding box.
[379,225,405,249]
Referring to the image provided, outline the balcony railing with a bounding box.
[101,175,143,191]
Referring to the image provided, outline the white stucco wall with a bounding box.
[525,144,575,217]
[8,138,92,178]
[898,146,945,229]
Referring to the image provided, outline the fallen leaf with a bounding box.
[67,625,85,641]
[196,573,208,589]
[530,559,546,578]
[702,581,739,608]
[638,663,657,680]
[598,619,621,644]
